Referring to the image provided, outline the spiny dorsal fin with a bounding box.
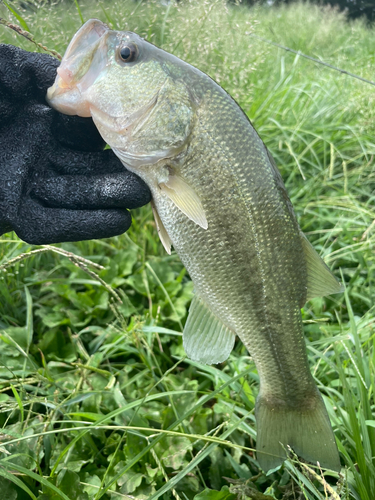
[183,294,235,365]
[151,200,172,254]
[159,174,208,230]
[300,233,344,302]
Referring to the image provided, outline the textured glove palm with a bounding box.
[0,44,151,244]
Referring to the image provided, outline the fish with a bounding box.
[47,19,343,472]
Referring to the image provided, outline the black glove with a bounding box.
[0,44,151,244]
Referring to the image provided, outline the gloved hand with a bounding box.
[0,44,151,244]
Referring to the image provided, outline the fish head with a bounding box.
[47,19,197,167]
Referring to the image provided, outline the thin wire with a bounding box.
[248,33,375,87]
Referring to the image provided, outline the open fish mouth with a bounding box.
[62,19,108,65]
[46,19,109,116]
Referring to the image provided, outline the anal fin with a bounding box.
[300,233,344,302]
[183,294,235,365]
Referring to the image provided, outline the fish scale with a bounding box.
[155,82,312,397]
[47,19,343,472]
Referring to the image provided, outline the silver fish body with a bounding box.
[47,19,342,471]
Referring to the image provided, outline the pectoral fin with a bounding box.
[300,233,344,302]
[183,294,235,365]
[151,200,172,255]
[159,175,208,230]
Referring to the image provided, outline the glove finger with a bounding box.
[52,112,106,152]
[48,148,128,176]
[0,45,59,101]
[14,198,133,245]
[32,171,151,210]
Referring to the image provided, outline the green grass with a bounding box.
[0,0,375,498]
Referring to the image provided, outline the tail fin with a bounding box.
[255,392,340,472]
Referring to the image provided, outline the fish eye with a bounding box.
[118,43,138,63]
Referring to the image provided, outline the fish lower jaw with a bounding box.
[46,80,91,117]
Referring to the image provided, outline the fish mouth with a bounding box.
[46,19,109,116]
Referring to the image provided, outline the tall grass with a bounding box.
[0,1,374,498]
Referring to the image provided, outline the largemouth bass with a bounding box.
[47,19,343,471]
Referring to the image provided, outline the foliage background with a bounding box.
[0,0,374,499]
[238,0,375,23]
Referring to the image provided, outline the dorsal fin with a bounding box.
[300,233,344,302]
